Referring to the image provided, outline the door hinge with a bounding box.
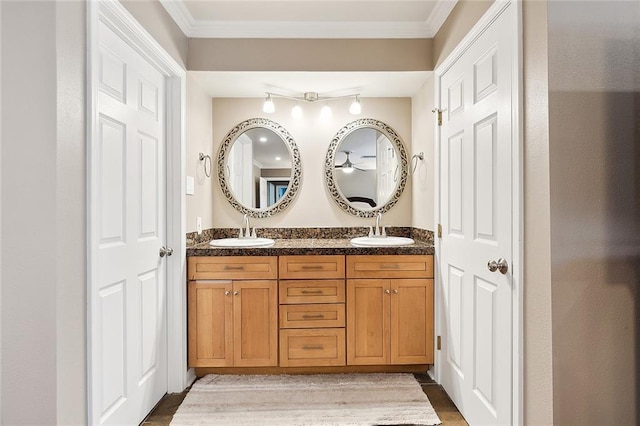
[437,336,442,350]
[432,108,443,126]
[437,224,442,239]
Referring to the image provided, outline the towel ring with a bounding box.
[199,152,212,178]
[409,152,424,176]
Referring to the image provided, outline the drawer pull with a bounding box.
[380,264,400,270]
[302,345,324,350]
[300,289,323,294]
[224,265,245,271]
[302,314,325,319]
[301,265,323,270]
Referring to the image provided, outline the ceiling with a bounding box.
[161,0,454,98]
[189,71,432,98]
[160,0,458,39]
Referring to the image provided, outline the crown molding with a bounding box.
[158,0,195,36]
[190,21,433,39]
[160,0,457,39]
[424,0,458,37]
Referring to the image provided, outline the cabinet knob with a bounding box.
[393,289,398,294]
[233,291,239,296]
[224,291,231,296]
[385,289,391,294]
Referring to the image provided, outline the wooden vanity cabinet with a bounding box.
[278,255,346,367]
[187,257,278,368]
[346,255,434,366]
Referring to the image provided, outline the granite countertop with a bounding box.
[186,238,434,257]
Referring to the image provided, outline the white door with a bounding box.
[376,134,395,203]
[438,3,516,425]
[92,19,168,425]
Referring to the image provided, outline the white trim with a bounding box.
[87,1,191,424]
[189,20,434,39]
[512,2,524,423]
[158,0,195,37]
[433,1,523,425]
[0,0,3,419]
[424,0,458,37]
[159,0,455,39]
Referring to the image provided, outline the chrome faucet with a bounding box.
[369,212,386,237]
[239,214,256,239]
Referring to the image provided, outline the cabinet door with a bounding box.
[346,279,390,365]
[233,280,278,367]
[188,280,233,367]
[390,279,434,364]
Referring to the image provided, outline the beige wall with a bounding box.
[522,1,554,424]
[1,1,59,423]
[548,1,639,424]
[186,74,214,233]
[189,39,432,72]
[410,75,435,231]
[55,2,87,424]
[211,97,413,228]
[433,0,494,69]
[121,0,188,68]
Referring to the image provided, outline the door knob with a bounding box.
[159,246,174,258]
[487,258,508,274]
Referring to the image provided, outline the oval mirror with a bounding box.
[324,118,408,217]
[217,118,301,218]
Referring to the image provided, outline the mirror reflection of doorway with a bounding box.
[226,126,293,209]
[259,177,290,208]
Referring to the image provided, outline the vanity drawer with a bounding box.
[279,328,346,367]
[279,255,345,279]
[346,255,434,279]
[279,280,345,304]
[188,256,278,280]
[280,304,345,329]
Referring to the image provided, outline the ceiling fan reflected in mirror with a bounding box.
[335,150,366,173]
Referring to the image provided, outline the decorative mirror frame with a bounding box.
[324,118,408,218]
[217,118,302,218]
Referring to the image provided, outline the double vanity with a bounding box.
[187,115,434,375]
[187,239,434,374]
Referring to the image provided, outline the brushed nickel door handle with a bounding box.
[487,258,508,274]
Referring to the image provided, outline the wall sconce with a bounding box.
[262,91,362,118]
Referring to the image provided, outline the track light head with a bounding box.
[263,94,275,113]
[349,96,362,115]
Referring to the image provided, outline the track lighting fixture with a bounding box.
[262,94,275,113]
[262,91,362,116]
[349,95,362,115]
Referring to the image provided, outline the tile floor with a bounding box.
[141,373,468,426]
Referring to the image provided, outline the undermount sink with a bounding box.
[209,237,275,248]
[350,236,415,247]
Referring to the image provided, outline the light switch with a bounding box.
[186,175,195,195]
[196,217,202,235]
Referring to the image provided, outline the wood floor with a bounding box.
[141,373,468,425]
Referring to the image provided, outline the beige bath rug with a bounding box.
[170,373,441,425]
